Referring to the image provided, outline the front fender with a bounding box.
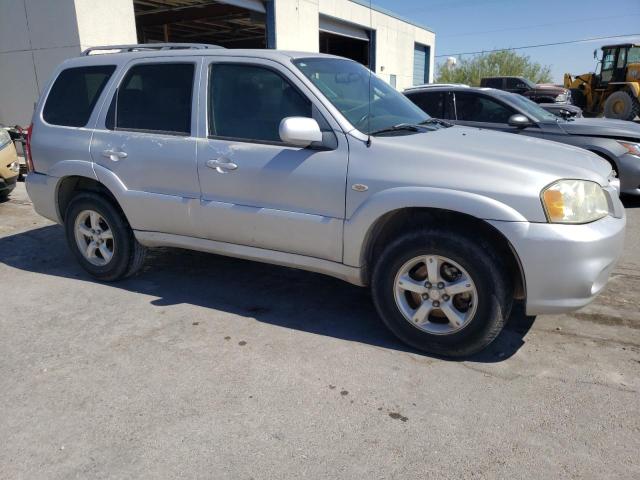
[343,186,528,267]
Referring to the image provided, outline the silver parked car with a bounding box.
[404,85,640,195]
[26,44,625,357]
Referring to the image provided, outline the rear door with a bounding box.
[90,57,201,236]
[194,58,349,262]
[600,47,617,85]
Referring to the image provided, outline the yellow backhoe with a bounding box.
[564,43,640,121]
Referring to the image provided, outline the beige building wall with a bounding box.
[0,0,136,126]
[274,0,435,92]
[273,0,320,52]
[0,0,434,125]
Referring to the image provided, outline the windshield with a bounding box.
[501,92,561,122]
[293,58,430,135]
[628,46,640,64]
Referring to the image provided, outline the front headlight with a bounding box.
[555,93,568,102]
[541,179,609,224]
[0,129,11,150]
[618,141,640,157]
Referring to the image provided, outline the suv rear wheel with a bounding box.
[372,229,512,357]
[64,192,145,281]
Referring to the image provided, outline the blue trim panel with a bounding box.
[265,0,276,49]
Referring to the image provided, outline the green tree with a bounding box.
[436,50,553,86]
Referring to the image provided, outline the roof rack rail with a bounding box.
[82,43,224,56]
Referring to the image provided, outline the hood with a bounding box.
[366,126,612,222]
[530,85,567,94]
[374,125,611,182]
[558,117,640,140]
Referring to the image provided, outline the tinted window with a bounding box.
[43,66,115,127]
[483,78,502,88]
[109,63,194,135]
[407,91,445,118]
[209,64,311,142]
[454,92,515,123]
[506,78,528,89]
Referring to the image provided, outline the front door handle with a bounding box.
[102,149,128,161]
[206,158,238,173]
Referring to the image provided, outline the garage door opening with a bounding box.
[319,16,373,68]
[134,0,267,49]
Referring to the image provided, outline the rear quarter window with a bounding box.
[43,65,116,127]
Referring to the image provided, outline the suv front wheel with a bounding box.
[372,229,512,357]
[64,192,145,281]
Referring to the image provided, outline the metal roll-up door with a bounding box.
[413,44,430,86]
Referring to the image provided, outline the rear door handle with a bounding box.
[206,158,238,173]
[102,149,128,161]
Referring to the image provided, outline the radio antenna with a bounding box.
[366,0,373,147]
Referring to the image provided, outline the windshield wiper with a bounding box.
[370,123,422,136]
[419,118,452,127]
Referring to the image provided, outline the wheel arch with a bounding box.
[355,207,526,299]
[344,186,528,268]
[56,175,126,223]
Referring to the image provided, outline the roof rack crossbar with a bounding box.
[82,43,224,56]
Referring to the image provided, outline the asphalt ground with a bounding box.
[1,182,639,479]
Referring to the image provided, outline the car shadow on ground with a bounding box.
[0,225,535,363]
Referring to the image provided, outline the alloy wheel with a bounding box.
[74,209,115,266]
[394,255,478,335]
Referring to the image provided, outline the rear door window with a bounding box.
[107,63,195,135]
[454,92,515,123]
[506,78,528,90]
[43,65,115,127]
[483,78,503,88]
[406,91,445,118]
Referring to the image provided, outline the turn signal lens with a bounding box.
[542,189,565,220]
[541,180,609,224]
[617,141,640,157]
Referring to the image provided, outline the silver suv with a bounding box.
[26,44,626,357]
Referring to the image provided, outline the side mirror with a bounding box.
[508,114,531,129]
[279,117,323,147]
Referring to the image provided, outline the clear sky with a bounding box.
[372,0,640,83]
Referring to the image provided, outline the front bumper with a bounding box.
[489,214,626,315]
[617,153,640,195]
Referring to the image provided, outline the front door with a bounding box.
[600,47,617,85]
[90,58,201,236]
[195,58,349,262]
[452,91,519,132]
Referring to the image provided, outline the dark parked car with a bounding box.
[404,85,640,195]
[480,76,571,104]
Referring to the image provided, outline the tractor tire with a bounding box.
[603,91,640,121]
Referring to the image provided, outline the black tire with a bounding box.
[371,229,512,357]
[603,91,640,121]
[64,192,146,281]
[0,191,9,202]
